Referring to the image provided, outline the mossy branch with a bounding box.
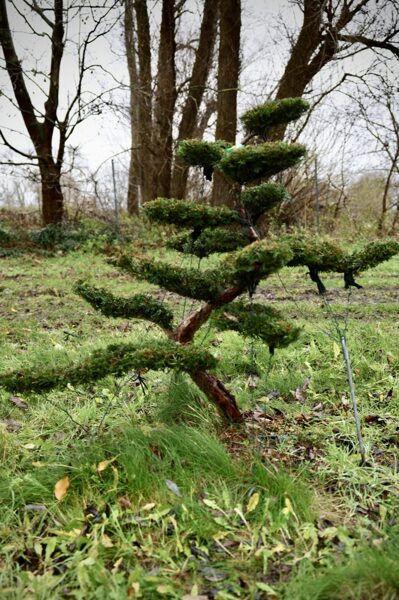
[176,139,231,171]
[144,198,238,228]
[114,254,230,302]
[212,301,301,353]
[167,227,248,258]
[74,282,174,330]
[241,182,289,222]
[241,98,309,136]
[226,240,293,289]
[0,341,218,393]
[218,142,306,184]
[345,241,399,273]
[286,236,345,272]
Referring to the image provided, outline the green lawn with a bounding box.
[1,244,398,599]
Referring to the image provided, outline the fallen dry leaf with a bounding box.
[21,443,35,450]
[165,479,182,497]
[54,476,70,501]
[96,457,117,473]
[4,419,22,432]
[247,492,260,513]
[294,378,311,402]
[118,496,132,509]
[9,396,28,410]
[128,582,140,597]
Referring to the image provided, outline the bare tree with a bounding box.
[123,0,219,210]
[0,1,118,224]
[171,0,219,198]
[211,0,241,207]
[274,0,399,138]
[343,71,399,232]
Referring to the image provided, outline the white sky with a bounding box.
[0,0,397,201]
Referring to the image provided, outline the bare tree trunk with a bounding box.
[152,0,176,199]
[0,0,65,224]
[124,0,140,214]
[40,160,64,224]
[211,0,241,208]
[123,0,154,207]
[377,159,397,233]
[134,0,154,204]
[276,0,324,101]
[171,0,218,198]
[272,0,395,140]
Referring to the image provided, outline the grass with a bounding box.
[0,234,398,598]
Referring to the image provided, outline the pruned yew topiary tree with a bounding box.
[1,98,398,423]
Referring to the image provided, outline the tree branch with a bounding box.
[0,130,38,159]
[336,33,399,59]
[44,0,64,141]
[0,0,41,145]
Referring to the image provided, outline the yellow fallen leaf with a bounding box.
[128,582,140,597]
[156,585,174,595]
[111,557,123,575]
[54,476,70,501]
[141,502,156,511]
[333,341,340,359]
[96,457,117,473]
[246,492,260,513]
[21,443,35,450]
[101,534,114,548]
[271,542,287,554]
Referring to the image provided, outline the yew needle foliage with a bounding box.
[2,96,398,422]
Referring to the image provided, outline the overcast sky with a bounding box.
[0,0,397,203]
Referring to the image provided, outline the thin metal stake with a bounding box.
[340,334,366,465]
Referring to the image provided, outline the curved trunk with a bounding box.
[190,370,243,422]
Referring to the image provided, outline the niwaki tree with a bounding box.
[1,97,398,422]
[0,0,118,225]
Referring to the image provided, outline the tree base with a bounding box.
[190,370,243,423]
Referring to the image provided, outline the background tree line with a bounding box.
[0,0,398,229]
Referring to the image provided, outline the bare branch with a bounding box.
[337,33,399,59]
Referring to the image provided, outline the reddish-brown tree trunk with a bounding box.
[171,283,248,422]
[190,370,243,422]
